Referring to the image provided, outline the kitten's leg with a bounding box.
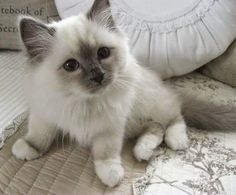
[92,130,124,187]
[12,113,57,160]
[165,116,189,150]
[133,122,164,161]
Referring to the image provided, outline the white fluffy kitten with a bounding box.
[12,0,225,187]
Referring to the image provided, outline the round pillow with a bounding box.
[55,0,236,79]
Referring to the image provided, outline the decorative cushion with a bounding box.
[55,0,236,79]
[201,39,236,87]
[0,0,59,50]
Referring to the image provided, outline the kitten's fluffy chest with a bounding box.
[33,90,132,146]
[57,98,121,146]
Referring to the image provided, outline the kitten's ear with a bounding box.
[87,0,116,31]
[19,16,56,62]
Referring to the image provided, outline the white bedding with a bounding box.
[0,51,26,148]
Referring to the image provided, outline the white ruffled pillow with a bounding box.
[55,0,236,79]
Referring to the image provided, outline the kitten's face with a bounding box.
[20,0,129,97]
[52,15,128,96]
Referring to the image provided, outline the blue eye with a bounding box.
[97,47,110,59]
[63,59,80,72]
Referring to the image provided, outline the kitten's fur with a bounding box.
[12,0,236,187]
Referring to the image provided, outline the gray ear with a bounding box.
[19,16,56,61]
[87,0,116,31]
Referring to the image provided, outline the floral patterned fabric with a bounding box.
[133,129,236,195]
[133,72,236,195]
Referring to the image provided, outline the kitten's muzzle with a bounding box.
[90,67,105,84]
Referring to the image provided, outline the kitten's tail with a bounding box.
[182,97,236,131]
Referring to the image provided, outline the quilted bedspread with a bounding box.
[1,51,236,195]
[0,119,145,195]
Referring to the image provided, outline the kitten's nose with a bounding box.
[90,67,104,83]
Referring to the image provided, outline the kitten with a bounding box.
[12,0,236,187]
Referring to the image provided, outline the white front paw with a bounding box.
[133,134,162,161]
[165,131,189,150]
[12,138,41,160]
[94,159,124,187]
[133,143,154,161]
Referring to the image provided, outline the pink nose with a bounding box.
[90,67,104,83]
